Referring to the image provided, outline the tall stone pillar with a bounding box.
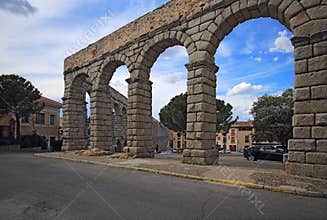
[122,107,128,146]
[62,94,88,150]
[286,31,327,179]
[125,76,153,157]
[89,86,113,151]
[183,60,219,165]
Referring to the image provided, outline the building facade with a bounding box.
[0,96,62,148]
[0,115,16,144]
[171,130,186,153]
[216,121,254,152]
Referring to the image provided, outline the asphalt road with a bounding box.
[0,152,326,220]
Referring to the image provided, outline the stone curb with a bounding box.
[35,154,327,198]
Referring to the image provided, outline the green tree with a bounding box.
[216,99,239,133]
[250,88,293,146]
[159,93,187,132]
[0,74,44,140]
[159,93,238,132]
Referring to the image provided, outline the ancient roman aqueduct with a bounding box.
[63,0,327,179]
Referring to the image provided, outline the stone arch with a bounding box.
[67,72,92,95]
[63,72,92,150]
[98,53,134,87]
[206,0,319,56]
[202,0,327,178]
[124,31,195,157]
[87,54,132,151]
[136,30,196,76]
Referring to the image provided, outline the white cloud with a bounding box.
[218,94,257,121]
[151,71,187,120]
[0,0,37,16]
[0,1,99,75]
[28,0,109,19]
[254,57,262,62]
[0,0,161,109]
[0,0,160,74]
[269,30,293,53]
[227,82,264,96]
[241,37,255,55]
[273,56,279,62]
[223,82,268,119]
[216,41,232,57]
[109,66,130,97]
[22,74,64,102]
[161,47,188,60]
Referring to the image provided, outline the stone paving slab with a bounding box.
[35,151,327,198]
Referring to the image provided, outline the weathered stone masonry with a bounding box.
[110,87,128,152]
[110,86,169,152]
[63,0,327,179]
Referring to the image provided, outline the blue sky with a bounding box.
[0,0,294,120]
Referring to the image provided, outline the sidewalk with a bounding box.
[35,151,327,198]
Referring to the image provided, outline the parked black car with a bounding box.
[243,145,287,162]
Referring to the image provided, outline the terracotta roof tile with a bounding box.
[39,96,62,107]
[232,121,253,128]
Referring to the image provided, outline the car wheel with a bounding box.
[253,156,257,161]
[249,155,256,161]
